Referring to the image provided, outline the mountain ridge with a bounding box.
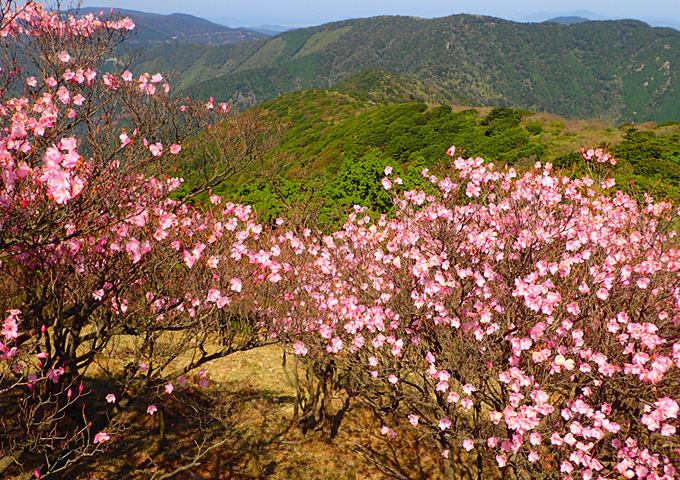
[76,7,268,47]
[132,14,680,123]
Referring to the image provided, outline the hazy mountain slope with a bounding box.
[77,7,267,47]
[133,14,680,123]
[544,16,591,25]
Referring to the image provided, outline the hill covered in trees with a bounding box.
[133,14,680,123]
[76,7,267,48]
[174,71,680,228]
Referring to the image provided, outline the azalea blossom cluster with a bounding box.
[265,151,680,479]
[0,3,252,478]
[3,2,680,479]
[581,147,616,165]
[0,2,134,38]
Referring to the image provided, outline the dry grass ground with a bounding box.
[76,345,448,480]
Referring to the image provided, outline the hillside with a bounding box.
[133,14,680,123]
[174,72,680,228]
[77,8,267,48]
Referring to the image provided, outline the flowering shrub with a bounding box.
[0,3,279,477]
[3,3,680,480]
[270,151,680,479]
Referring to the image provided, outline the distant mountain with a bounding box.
[76,8,268,48]
[519,10,680,31]
[641,18,680,30]
[544,16,591,25]
[516,10,609,23]
[132,14,680,123]
[244,25,291,36]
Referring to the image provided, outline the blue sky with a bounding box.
[81,0,680,28]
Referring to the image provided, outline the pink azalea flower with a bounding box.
[230,278,242,292]
[463,439,474,451]
[438,417,451,430]
[149,142,163,156]
[293,341,308,356]
[462,383,476,395]
[661,424,676,436]
[85,68,97,83]
[560,461,574,474]
[596,287,609,300]
[43,146,63,166]
[164,383,174,395]
[2,310,20,341]
[56,86,70,104]
[566,302,580,316]
[147,405,157,415]
[183,250,197,268]
[58,51,71,63]
[16,162,30,178]
[119,131,131,148]
[529,432,542,446]
[62,150,80,169]
[552,354,575,372]
[126,238,142,263]
[47,367,64,383]
[94,431,110,444]
[105,393,116,403]
[206,289,221,303]
[655,397,679,419]
[216,296,230,308]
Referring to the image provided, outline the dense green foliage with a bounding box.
[133,15,680,123]
[175,75,680,229]
[553,125,680,198]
